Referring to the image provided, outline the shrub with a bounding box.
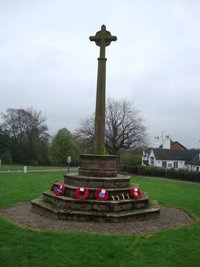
[119,165,200,182]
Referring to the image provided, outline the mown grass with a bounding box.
[0,164,68,171]
[0,172,200,267]
[0,172,67,208]
[132,176,200,217]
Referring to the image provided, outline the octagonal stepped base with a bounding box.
[31,168,160,222]
[31,197,160,223]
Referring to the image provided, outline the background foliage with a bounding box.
[50,128,80,166]
[120,165,200,182]
[0,103,147,166]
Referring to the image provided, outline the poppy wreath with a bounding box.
[75,187,89,200]
[130,186,142,199]
[50,180,58,191]
[54,184,65,196]
[95,188,109,201]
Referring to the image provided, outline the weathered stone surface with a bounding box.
[64,173,130,189]
[90,25,117,154]
[42,191,148,212]
[79,154,117,177]
[53,180,145,201]
[31,197,160,223]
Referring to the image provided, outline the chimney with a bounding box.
[153,136,160,148]
[163,135,171,149]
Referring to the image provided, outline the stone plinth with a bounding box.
[31,171,160,222]
[31,197,160,223]
[78,154,117,177]
[64,173,130,188]
[31,152,160,222]
[42,191,149,211]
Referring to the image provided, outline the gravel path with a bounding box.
[0,202,194,235]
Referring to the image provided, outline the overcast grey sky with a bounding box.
[1,0,200,148]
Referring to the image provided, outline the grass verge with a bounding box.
[0,172,200,267]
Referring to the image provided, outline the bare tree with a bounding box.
[74,116,95,154]
[1,108,48,139]
[0,107,49,164]
[75,98,147,155]
[105,99,147,154]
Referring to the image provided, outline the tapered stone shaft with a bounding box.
[90,25,117,154]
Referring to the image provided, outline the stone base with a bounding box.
[79,154,117,177]
[31,197,160,223]
[31,162,160,222]
[64,173,130,189]
[42,191,149,211]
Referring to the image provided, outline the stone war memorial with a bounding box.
[31,25,160,222]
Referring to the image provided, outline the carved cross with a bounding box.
[90,25,117,58]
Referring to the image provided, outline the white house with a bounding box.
[187,154,200,172]
[142,148,200,172]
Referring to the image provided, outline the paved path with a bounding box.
[0,168,78,173]
[0,202,194,235]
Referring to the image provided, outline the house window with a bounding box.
[150,157,154,166]
[196,167,199,172]
[168,163,172,168]
[143,160,148,166]
[174,161,178,168]
[162,161,167,168]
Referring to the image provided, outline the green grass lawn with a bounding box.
[0,164,69,171]
[0,172,200,267]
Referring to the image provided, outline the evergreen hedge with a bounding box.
[119,165,200,182]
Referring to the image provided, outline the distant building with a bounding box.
[152,135,186,150]
[142,148,200,172]
[187,153,200,172]
[143,135,200,171]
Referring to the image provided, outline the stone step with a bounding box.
[52,182,142,200]
[64,173,131,188]
[52,182,143,200]
[43,191,149,212]
[31,197,160,223]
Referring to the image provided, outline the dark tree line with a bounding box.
[0,100,147,165]
[0,108,80,165]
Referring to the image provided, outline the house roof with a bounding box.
[152,149,200,161]
[187,154,200,166]
[170,141,187,150]
[159,140,186,150]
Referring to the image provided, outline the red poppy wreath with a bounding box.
[54,184,65,196]
[130,186,142,199]
[95,188,109,201]
[75,187,89,200]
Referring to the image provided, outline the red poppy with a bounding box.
[75,187,89,200]
[95,188,109,201]
[130,186,142,199]
[54,184,65,196]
